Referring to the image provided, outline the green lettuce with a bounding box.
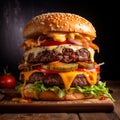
[70,81,115,101]
[15,81,115,101]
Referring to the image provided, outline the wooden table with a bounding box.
[0,80,120,120]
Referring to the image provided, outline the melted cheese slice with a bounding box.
[20,70,40,81]
[24,45,95,63]
[47,32,82,42]
[20,70,98,90]
[48,33,66,42]
[59,71,97,90]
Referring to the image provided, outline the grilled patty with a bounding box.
[22,48,90,64]
[20,72,100,87]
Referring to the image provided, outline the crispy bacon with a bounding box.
[20,34,99,52]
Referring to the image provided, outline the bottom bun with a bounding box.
[38,91,64,100]
[23,89,94,101]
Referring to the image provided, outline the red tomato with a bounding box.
[37,67,61,74]
[40,40,70,46]
[37,66,100,74]
[0,75,17,88]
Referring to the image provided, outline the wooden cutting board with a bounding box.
[0,88,114,113]
[0,98,114,113]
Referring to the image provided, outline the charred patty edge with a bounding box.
[20,72,100,87]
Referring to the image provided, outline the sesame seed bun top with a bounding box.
[23,12,96,40]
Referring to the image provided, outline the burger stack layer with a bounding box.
[16,12,114,101]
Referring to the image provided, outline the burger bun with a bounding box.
[23,12,96,40]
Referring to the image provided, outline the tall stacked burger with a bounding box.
[16,12,114,101]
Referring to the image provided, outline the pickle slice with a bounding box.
[49,62,78,71]
[77,62,95,68]
[41,64,50,69]
[41,62,78,71]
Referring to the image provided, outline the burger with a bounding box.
[16,12,114,101]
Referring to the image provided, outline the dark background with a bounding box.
[0,0,119,81]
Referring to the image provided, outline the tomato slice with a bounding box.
[37,67,61,74]
[40,40,70,46]
[37,66,100,74]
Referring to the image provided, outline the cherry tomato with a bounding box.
[0,74,17,88]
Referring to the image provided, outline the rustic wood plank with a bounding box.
[0,98,114,113]
[107,81,120,119]
[114,102,120,119]
[0,113,79,120]
[79,112,120,120]
[111,88,120,119]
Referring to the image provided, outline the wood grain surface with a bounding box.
[0,99,114,113]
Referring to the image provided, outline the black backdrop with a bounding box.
[0,0,119,80]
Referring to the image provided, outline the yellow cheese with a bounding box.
[21,79,26,98]
[20,70,40,81]
[20,70,39,98]
[86,71,97,85]
[47,32,83,42]
[59,71,80,90]
[20,69,98,90]
[59,71,97,90]
[48,33,66,42]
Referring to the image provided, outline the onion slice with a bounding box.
[66,38,82,45]
[95,62,105,67]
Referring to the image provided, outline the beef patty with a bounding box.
[22,48,90,64]
[20,72,100,88]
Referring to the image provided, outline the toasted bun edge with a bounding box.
[23,12,96,40]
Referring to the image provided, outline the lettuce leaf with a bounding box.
[15,81,115,101]
[70,81,115,101]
